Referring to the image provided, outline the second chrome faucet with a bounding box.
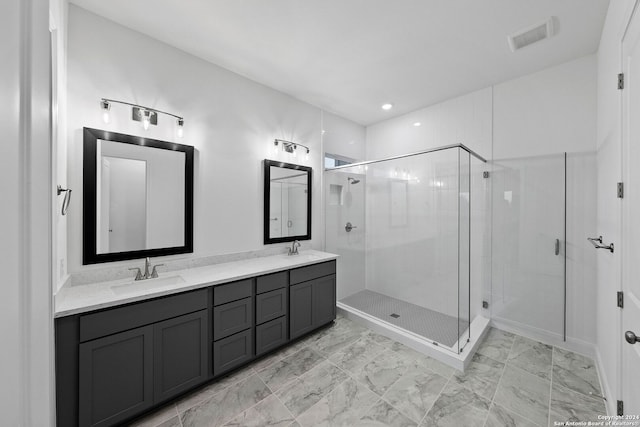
[129,257,164,281]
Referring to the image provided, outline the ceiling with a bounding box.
[69,0,610,126]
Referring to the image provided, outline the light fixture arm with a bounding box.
[274,139,310,154]
[100,98,184,121]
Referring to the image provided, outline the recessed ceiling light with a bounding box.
[413,122,421,127]
[381,103,393,110]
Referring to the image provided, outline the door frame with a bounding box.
[620,0,640,415]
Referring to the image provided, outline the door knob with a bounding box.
[345,222,357,232]
[625,330,639,344]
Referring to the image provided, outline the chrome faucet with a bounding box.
[288,240,301,256]
[129,257,164,281]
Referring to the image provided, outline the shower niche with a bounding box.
[325,145,490,368]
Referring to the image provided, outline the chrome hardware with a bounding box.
[625,330,639,344]
[270,217,278,221]
[345,222,357,232]
[288,240,300,256]
[151,264,164,279]
[57,185,72,216]
[128,267,143,281]
[130,258,164,280]
[555,239,560,256]
[587,236,614,253]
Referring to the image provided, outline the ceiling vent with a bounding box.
[508,17,555,52]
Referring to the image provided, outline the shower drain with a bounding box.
[389,313,400,318]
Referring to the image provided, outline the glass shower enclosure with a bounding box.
[325,145,486,354]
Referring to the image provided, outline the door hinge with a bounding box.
[617,291,624,308]
[483,171,490,179]
[618,182,624,198]
[617,400,624,416]
[618,73,625,90]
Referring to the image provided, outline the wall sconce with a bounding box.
[274,139,310,161]
[99,98,185,137]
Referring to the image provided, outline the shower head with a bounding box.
[348,177,360,185]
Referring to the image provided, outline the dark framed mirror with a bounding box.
[83,127,194,264]
[264,159,312,244]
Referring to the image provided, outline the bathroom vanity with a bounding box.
[54,252,337,427]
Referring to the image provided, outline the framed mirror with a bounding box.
[264,159,312,244]
[83,127,194,264]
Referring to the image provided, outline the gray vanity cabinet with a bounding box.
[290,261,336,340]
[56,259,337,427]
[79,325,154,427]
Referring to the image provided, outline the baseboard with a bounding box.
[594,347,615,416]
[490,317,596,359]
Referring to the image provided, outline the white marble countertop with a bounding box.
[55,250,338,318]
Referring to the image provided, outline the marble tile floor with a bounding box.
[130,317,606,427]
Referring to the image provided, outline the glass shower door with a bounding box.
[491,154,566,340]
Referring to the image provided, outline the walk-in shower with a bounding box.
[325,144,490,367]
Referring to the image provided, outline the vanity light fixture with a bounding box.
[99,98,185,134]
[176,118,184,138]
[273,139,310,161]
[100,99,111,123]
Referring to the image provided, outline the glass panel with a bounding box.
[325,165,366,301]
[458,149,471,353]
[491,154,565,339]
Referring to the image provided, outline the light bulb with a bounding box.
[101,100,110,124]
[292,146,297,158]
[142,110,151,130]
[177,118,184,138]
[305,150,309,161]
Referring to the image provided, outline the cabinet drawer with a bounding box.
[80,289,208,342]
[214,279,253,306]
[290,260,336,285]
[256,271,288,294]
[256,288,287,325]
[256,316,287,356]
[213,297,253,341]
[213,329,253,376]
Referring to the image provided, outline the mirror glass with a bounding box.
[96,140,185,253]
[84,128,194,264]
[264,160,312,244]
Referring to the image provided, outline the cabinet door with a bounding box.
[313,274,336,327]
[154,310,208,403]
[290,281,314,339]
[79,325,153,427]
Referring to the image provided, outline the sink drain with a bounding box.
[390,313,400,318]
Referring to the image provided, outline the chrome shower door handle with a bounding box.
[555,239,560,256]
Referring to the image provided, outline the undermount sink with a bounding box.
[111,275,186,294]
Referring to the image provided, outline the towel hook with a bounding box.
[57,185,72,216]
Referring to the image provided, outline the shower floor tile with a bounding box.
[340,290,468,348]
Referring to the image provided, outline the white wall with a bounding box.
[493,55,597,159]
[66,6,334,274]
[366,87,492,161]
[51,0,69,291]
[0,0,55,425]
[595,0,636,415]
